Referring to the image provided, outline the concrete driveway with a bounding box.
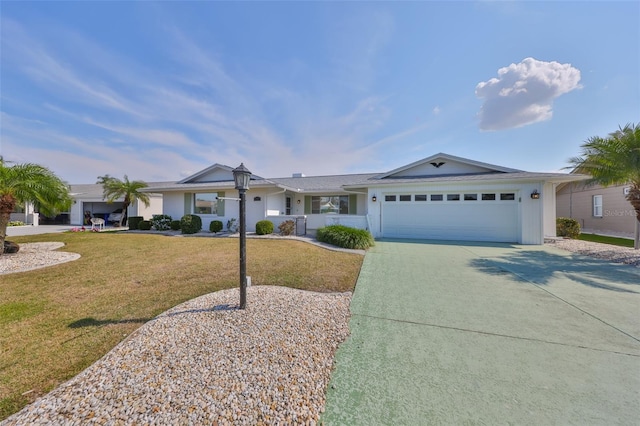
[322,240,640,425]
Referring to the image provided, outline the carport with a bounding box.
[322,240,640,425]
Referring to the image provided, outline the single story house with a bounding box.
[143,153,584,245]
[556,182,638,238]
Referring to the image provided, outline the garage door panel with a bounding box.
[382,201,518,242]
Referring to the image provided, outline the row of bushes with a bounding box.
[127,216,296,236]
[128,215,375,249]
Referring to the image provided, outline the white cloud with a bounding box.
[475,57,582,131]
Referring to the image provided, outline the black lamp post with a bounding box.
[233,163,251,309]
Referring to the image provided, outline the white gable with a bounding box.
[178,164,234,184]
[377,153,521,179]
[190,168,234,183]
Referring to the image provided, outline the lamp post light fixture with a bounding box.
[233,163,252,309]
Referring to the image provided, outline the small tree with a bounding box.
[0,158,72,254]
[568,123,640,249]
[97,174,150,227]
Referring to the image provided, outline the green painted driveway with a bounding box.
[322,240,640,425]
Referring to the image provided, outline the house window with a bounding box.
[593,195,603,217]
[500,193,516,201]
[415,195,427,201]
[447,194,460,201]
[431,194,443,201]
[311,196,348,214]
[399,195,411,202]
[482,193,496,201]
[286,197,292,215]
[385,195,397,202]
[464,194,478,201]
[194,193,218,214]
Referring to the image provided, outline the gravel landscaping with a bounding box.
[549,238,640,267]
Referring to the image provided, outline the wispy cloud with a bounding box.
[475,57,582,131]
[0,8,428,181]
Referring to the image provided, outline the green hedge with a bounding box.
[210,220,223,233]
[557,217,580,239]
[128,216,143,230]
[138,220,152,231]
[170,220,181,231]
[255,220,274,235]
[180,214,202,234]
[316,225,375,250]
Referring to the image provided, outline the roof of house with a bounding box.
[94,153,588,196]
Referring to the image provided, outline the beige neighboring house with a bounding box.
[556,182,637,238]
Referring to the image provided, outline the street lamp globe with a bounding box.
[233,163,252,190]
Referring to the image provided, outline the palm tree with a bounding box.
[97,174,150,227]
[568,123,640,249]
[0,158,72,254]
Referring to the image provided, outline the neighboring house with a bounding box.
[67,183,165,225]
[143,153,584,245]
[556,182,637,237]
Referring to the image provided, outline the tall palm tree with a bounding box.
[0,158,72,254]
[97,174,150,227]
[568,123,640,249]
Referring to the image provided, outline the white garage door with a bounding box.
[382,192,519,242]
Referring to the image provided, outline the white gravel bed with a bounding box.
[548,238,640,267]
[0,242,80,274]
[2,286,352,425]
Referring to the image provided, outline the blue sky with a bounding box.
[1,1,638,184]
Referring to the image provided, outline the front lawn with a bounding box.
[578,233,635,248]
[0,232,363,420]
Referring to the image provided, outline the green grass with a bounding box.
[0,232,363,420]
[578,233,635,248]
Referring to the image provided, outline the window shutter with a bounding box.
[184,193,192,215]
[304,196,311,214]
[349,194,357,215]
[217,191,225,216]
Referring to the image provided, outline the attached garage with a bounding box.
[381,191,519,242]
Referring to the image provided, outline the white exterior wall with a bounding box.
[135,195,163,220]
[518,182,543,245]
[163,192,187,222]
[543,182,557,238]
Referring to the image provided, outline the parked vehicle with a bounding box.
[107,209,123,224]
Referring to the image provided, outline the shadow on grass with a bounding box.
[68,304,241,329]
[470,250,640,293]
[68,317,152,328]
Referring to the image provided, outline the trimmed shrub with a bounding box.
[255,220,274,235]
[151,214,172,231]
[170,220,181,231]
[227,218,238,233]
[316,225,375,250]
[557,217,580,239]
[209,220,223,233]
[180,214,202,234]
[4,240,20,253]
[278,220,295,236]
[128,216,143,230]
[8,221,25,227]
[138,220,152,231]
